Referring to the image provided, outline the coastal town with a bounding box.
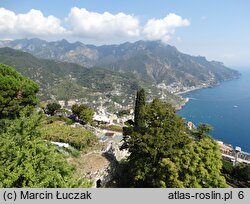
[42,96,250,187]
[52,95,250,166]
[1,0,250,193]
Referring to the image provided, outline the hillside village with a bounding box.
[55,98,133,125]
[49,97,250,166]
[42,96,250,188]
[1,0,250,191]
[42,99,132,187]
[1,62,250,188]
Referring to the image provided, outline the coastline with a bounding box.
[176,74,250,153]
[175,76,241,110]
[175,85,212,95]
[175,85,210,110]
[174,83,218,110]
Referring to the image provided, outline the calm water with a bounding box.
[178,69,250,152]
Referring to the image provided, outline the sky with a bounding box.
[0,0,250,67]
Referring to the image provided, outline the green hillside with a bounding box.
[0,47,184,111]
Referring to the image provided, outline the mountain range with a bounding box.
[0,47,184,111]
[0,38,240,87]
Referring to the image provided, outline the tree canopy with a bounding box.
[0,111,90,187]
[158,138,227,188]
[72,104,94,123]
[194,123,213,140]
[232,164,250,183]
[120,90,227,188]
[46,102,61,116]
[0,64,39,119]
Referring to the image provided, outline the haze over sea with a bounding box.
[178,69,250,152]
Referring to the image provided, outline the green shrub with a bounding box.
[42,123,98,150]
[98,124,123,132]
[222,160,234,175]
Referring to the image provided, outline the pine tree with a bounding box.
[0,64,39,119]
[0,111,91,188]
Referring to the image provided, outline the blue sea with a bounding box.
[177,69,250,152]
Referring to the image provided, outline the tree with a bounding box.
[0,110,90,188]
[168,138,227,188]
[72,104,81,116]
[121,92,227,188]
[194,123,213,140]
[0,64,39,119]
[123,99,191,187]
[134,88,146,129]
[39,101,47,114]
[71,104,94,123]
[46,102,61,116]
[232,164,250,182]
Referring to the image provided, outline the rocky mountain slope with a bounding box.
[0,47,184,111]
[0,38,240,87]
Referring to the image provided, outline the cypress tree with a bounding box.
[134,88,146,129]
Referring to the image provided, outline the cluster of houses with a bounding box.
[184,120,250,165]
[52,99,250,167]
[216,140,250,165]
[157,82,207,94]
[56,99,134,126]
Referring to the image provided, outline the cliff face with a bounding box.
[0,39,240,87]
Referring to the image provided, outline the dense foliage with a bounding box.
[42,123,97,150]
[0,64,39,119]
[120,90,227,187]
[72,104,94,123]
[0,65,92,187]
[232,164,250,182]
[134,88,146,129]
[46,102,61,116]
[165,138,227,187]
[96,124,123,132]
[193,123,213,140]
[222,161,250,187]
[0,111,90,187]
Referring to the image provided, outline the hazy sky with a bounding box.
[0,0,249,67]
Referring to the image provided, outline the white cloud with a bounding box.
[0,8,65,38]
[0,8,190,44]
[66,7,140,41]
[143,13,190,43]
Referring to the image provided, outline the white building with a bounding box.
[93,113,110,124]
[67,99,77,108]
[58,100,65,108]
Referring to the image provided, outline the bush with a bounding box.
[42,123,98,150]
[0,111,90,187]
[0,64,39,119]
[232,164,250,182]
[222,160,234,175]
[46,115,74,125]
[98,124,123,132]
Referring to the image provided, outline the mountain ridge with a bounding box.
[0,47,184,111]
[0,38,240,88]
